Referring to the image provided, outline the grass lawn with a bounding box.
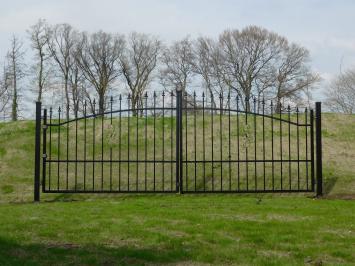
[0,113,354,265]
[0,195,354,265]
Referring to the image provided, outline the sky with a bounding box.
[1,0,355,102]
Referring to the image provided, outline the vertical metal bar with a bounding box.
[92,100,96,191]
[237,96,240,190]
[75,106,78,191]
[110,97,113,191]
[170,91,174,191]
[211,93,214,191]
[136,95,139,191]
[84,102,87,190]
[179,91,183,194]
[262,99,265,190]
[145,93,148,191]
[176,89,183,193]
[194,91,197,191]
[162,92,165,191]
[49,107,52,191]
[245,97,249,191]
[253,97,257,190]
[296,107,300,190]
[57,107,61,191]
[66,105,69,190]
[41,108,47,190]
[315,102,322,196]
[288,105,291,190]
[219,93,223,191]
[310,109,315,192]
[128,94,131,191]
[153,91,156,191]
[185,91,188,191]
[202,92,206,191]
[34,102,41,202]
[176,90,180,192]
[271,101,274,191]
[119,96,122,191]
[279,102,283,190]
[228,92,231,191]
[42,109,46,193]
[305,108,308,190]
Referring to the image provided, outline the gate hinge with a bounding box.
[42,153,47,158]
[42,125,48,130]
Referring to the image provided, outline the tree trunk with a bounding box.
[11,86,17,121]
[37,54,44,102]
[98,91,105,114]
[275,86,282,114]
[64,75,70,120]
[11,62,17,121]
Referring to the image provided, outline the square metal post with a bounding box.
[42,109,47,192]
[315,102,322,197]
[34,101,42,202]
[176,89,183,193]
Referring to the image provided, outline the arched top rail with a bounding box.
[44,90,313,128]
[46,106,312,127]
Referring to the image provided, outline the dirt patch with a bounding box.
[46,242,81,249]
[258,249,291,258]
[324,194,355,200]
[148,227,188,238]
[266,213,313,222]
[9,248,28,258]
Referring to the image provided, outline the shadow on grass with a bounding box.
[323,175,338,195]
[0,237,190,266]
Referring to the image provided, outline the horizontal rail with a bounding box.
[47,159,312,163]
[43,189,314,193]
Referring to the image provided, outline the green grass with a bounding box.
[0,196,354,265]
[0,114,354,265]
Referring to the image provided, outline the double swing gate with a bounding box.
[34,90,323,201]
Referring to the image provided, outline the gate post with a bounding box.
[34,101,42,202]
[315,102,323,197]
[42,108,47,193]
[176,89,183,193]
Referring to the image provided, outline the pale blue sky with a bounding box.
[1,0,355,99]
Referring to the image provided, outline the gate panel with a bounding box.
[180,92,315,193]
[35,90,321,199]
[42,92,177,193]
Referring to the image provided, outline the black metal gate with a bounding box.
[34,90,323,201]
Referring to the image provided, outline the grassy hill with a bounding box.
[0,113,354,201]
[0,113,354,265]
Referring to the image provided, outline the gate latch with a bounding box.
[42,153,47,158]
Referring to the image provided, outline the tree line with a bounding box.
[0,19,321,121]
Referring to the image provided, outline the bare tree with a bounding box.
[193,36,231,108]
[46,23,77,119]
[6,36,26,121]
[118,32,160,115]
[160,37,195,95]
[76,31,124,113]
[326,69,355,114]
[193,37,216,106]
[272,43,319,112]
[69,42,86,118]
[28,19,51,102]
[69,63,86,118]
[218,26,285,110]
[0,63,11,114]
